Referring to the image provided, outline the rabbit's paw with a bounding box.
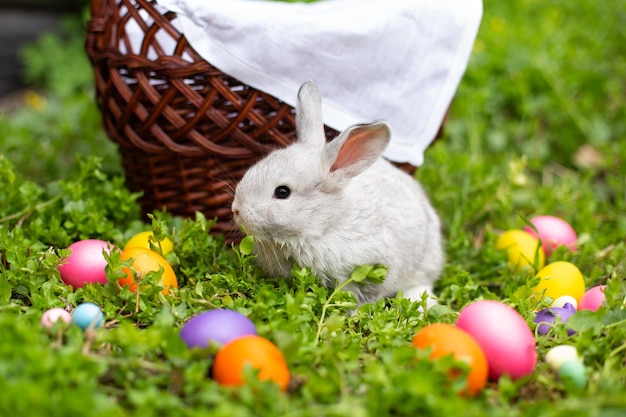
[404,286,439,309]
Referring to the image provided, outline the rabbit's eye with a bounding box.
[273,185,291,199]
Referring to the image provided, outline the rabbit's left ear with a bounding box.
[296,81,326,148]
[324,122,391,180]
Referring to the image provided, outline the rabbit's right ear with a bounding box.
[296,81,325,147]
[323,122,391,181]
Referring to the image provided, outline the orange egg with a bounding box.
[212,335,290,392]
[119,247,178,294]
[412,323,488,396]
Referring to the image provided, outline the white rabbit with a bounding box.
[231,81,444,306]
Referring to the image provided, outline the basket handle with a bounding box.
[85,0,109,62]
[90,0,103,15]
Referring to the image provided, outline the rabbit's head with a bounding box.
[232,81,390,243]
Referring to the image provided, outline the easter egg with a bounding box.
[551,295,578,310]
[495,230,545,270]
[533,261,585,304]
[578,285,606,311]
[545,345,579,370]
[72,302,104,330]
[124,231,174,255]
[41,308,72,329]
[534,303,576,336]
[180,309,257,349]
[412,323,488,396]
[119,247,178,294]
[58,239,115,289]
[212,335,290,391]
[457,300,537,380]
[525,215,577,256]
[558,359,587,388]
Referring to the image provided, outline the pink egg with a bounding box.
[58,239,115,289]
[524,215,577,256]
[41,308,72,329]
[457,300,537,381]
[578,285,606,311]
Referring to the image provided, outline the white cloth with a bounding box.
[156,0,482,166]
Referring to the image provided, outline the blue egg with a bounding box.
[72,302,104,330]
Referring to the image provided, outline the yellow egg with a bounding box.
[124,231,174,255]
[495,229,545,271]
[533,261,585,303]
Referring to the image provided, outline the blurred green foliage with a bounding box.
[0,14,121,182]
[449,0,626,170]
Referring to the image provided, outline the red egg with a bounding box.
[58,239,115,289]
[525,215,577,256]
[457,300,537,381]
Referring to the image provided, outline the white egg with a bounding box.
[545,345,579,370]
[551,295,578,310]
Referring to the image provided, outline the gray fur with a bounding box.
[231,81,444,306]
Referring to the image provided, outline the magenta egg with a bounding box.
[457,300,537,381]
[578,286,606,311]
[180,309,257,349]
[524,215,577,256]
[58,239,115,289]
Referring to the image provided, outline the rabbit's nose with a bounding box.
[232,208,240,216]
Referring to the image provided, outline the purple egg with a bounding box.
[180,309,257,349]
[534,303,576,336]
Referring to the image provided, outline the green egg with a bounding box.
[558,359,587,388]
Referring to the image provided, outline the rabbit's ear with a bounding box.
[324,122,391,180]
[296,81,325,147]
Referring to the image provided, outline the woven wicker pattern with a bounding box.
[85,0,421,242]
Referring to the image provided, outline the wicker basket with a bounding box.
[85,0,424,242]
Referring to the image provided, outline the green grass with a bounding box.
[1,1,626,416]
